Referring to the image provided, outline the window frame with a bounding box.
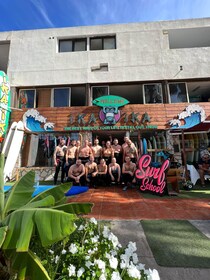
[51,87,71,107]
[59,38,87,53]
[90,36,116,51]
[18,89,36,108]
[167,82,189,104]
[91,85,109,104]
[143,83,163,104]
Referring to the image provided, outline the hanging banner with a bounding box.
[135,154,169,196]
[0,71,11,141]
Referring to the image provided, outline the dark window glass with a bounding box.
[92,87,109,100]
[71,87,86,106]
[59,39,86,52]
[90,36,116,50]
[169,83,188,103]
[54,88,70,107]
[19,89,36,108]
[144,84,163,104]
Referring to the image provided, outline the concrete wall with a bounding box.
[1,17,210,87]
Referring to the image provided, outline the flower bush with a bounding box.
[32,217,159,280]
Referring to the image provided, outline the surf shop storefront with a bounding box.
[9,96,210,181]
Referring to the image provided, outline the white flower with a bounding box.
[77,267,85,278]
[99,273,106,280]
[85,255,90,260]
[127,264,141,279]
[67,264,76,277]
[69,243,78,254]
[109,255,118,269]
[85,261,93,268]
[132,253,139,264]
[78,225,84,231]
[61,249,67,255]
[111,271,122,280]
[109,232,119,248]
[55,255,59,264]
[91,235,99,243]
[49,249,54,254]
[102,226,110,238]
[146,269,160,280]
[90,217,97,224]
[95,259,106,272]
[137,263,145,271]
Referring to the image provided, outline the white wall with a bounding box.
[1,17,210,87]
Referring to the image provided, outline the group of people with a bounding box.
[53,136,139,191]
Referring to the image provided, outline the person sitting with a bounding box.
[198,150,210,187]
[65,139,77,177]
[122,156,136,191]
[67,159,85,186]
[108,157,121,185]
[85,155,98,188]
[97,158,108,186]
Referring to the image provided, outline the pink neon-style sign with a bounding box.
[135,154,170,195]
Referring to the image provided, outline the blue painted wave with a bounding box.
[26,117,53,132]
[171,112,201,129]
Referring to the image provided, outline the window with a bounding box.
[90,36,116,50]
[92,86,109,100]
[168,83,188,103]
[143,84,163,104]
[59,38,87,52]
[19,89,36,108]
[71,86,86,106]
[53,88,70,107]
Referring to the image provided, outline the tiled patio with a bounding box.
[67,186,210,220]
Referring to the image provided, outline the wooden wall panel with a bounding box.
[10,103,210,132]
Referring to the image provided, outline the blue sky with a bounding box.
[1,0,210,31]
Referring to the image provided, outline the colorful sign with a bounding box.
[0,71,11,140]
[93,95,129,125]
[135,154,169,196]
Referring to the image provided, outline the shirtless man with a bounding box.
[122,156,136,191]
[123,139,138,163]
[85,155,98,188]
[112,138,122,165]
[102,140,114,166]
[67,159,85,185]
[122,136,129,150]
[65,140,77,176]
[53,138,67,185]
[92,139,102,164]
[77,139,93,165]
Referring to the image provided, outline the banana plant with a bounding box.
[0,153,93,280]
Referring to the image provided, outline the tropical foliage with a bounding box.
[0,153,93,279]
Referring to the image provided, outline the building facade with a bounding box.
[1,17,210,170]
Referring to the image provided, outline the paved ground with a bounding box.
[110,220,210,280]
[68,186,210,279]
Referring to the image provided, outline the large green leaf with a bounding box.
[0,226,8,248]
[3,171,35,216]
[53,202,93,215]
[31,183,71,205]
[3,208,77,251]
[6,249,50,280]
[23,195,55,209]
[0,154,5,220]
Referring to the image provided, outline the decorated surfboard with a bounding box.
[160,134,167,150]
[147,139,152,156]
[27,134,39,167]
[4,121,24,181]
[2,122,17,157]
[0,71,11,142]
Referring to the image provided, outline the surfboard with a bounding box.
[139,139,143,157]
[142,138,147,154]
[2,122,17,157]
[160,135,167,150]
[27,134,39,166]
[152,136,157,162]
[185,134,194,163]
[193,134,199,162]
[4,121,24,181]
[147,139,152,156]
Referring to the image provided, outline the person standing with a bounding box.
[123,140,138,163]
[65,139,77,177]
[92,138,102,164]
[102,140,114,166]
[77,139,93,165]
[112,138,122,165]
[97,158,108,186]
[53,137,67,185]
